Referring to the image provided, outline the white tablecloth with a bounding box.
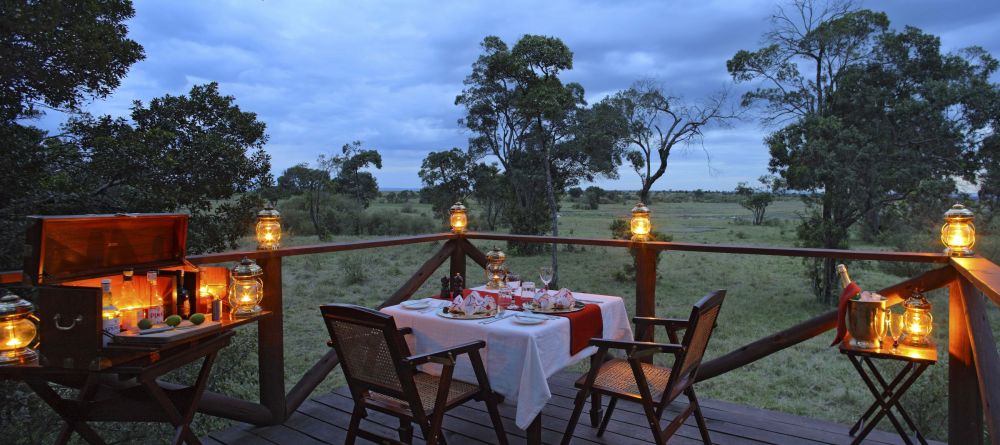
[381,289,633,429]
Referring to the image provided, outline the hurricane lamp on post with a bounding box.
[484,246,507,289]
[941,204,974,257]
[228,257,264,317]
[630,202,652,241]
[256,204,282,250]
[902,288,933,347]
[0,291,38,365]
[449,202,468,234]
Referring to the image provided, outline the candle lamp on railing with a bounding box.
[941,204,975,257]
[0,291,38,365]
[256,203,282,250]
[902,288,933,347]
[449,202,468,233]
[229,257,264,317]
[630,202,652,241]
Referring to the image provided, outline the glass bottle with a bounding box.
[146,271,164,324]
[120,270,140,330]
[177,270,190,318]
[101,279,120,347]
[835,264,860,298]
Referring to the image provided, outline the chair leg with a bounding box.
[589,392,603,427]
[483,394,509,445]
[597,397,617,437]
[345,403,365,445]
[561,387,589,445]
[397,418,413,444]
[687,388,712,444]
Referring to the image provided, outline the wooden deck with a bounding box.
[202,371,941,445]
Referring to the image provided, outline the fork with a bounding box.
[480,313,514,324]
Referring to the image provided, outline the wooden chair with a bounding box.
[561,290,727,445]
[320,303,508,445]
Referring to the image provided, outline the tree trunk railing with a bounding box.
[2,230,998,443]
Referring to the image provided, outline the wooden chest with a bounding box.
[21,214,221,369]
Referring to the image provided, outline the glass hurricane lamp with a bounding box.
[941,204,974,257]
[229,257,264,317]
[256,204,282,250]
[449,202,468,233]
[484,246,507,289]
[902,289,933,347]
[630,202,652,241]
[0,291,38,365]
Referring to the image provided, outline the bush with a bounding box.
[278,194,435,238]
[340,254,368,285]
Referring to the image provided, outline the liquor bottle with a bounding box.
[146,270,164,324]
[101,279,120,347]
[120,270,140,330]
[835,264,860,298]
[177,270,190,318]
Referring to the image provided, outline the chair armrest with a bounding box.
[633,316,688,331]
[405,340,486,366]
[588,338,684,356]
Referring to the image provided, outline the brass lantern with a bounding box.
[449,202,468,233]
[228,257,264,317]
[0,291,38,365]
[902,289,933,347]
[630,202,652,241]
[484,246,507,289]
[256,204,282,250]
[941,204,975,257]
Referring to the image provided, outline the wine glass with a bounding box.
[505,273,521,310]
[874,309,887,349]
[889,311,906,352]
[539,266,553,292]
[496,287,510,317]
[522,282,535,311]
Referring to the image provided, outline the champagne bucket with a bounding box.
[847,299,887,349]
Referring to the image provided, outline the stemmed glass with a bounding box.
[522,282,536,312]
[539,266,553,292]
[505,273,521,311]
[874,309,887,349]
[889,311,906,352]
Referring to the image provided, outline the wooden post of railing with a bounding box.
[635,243,657,344]
[451,236,466,281]
[257,256,287,424]
[950,279,983,444]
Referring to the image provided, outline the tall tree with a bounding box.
[322,141,382,208]
[418,148,475,218]
[0,0,144,121]
[604,80,735,204]
[730,0,997,302]
[275,164,332,236]
[735,175,783,225]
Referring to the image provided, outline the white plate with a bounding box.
[401,300,431,310]
[512,314,546,325]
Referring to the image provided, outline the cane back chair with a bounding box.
[562,290,727,445]
[321,304,508,445]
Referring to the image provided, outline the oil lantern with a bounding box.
[941,204,974,257]
[449,202,468,233]
[902,289,933,347]
[229,257,264,317]
[256,203,282,250]
[485,246,507,289]
[630,202,652,241]
[0,291,38,365]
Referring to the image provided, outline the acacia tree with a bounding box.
[603,80,735,204]
[730,0,997,302]
[735,175,783,225]
[275,164,332,236]
[418,148,475,217]
[322,141,382,208]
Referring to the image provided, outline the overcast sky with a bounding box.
[35,0,1000,190]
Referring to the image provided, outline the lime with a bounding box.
[190,313,206,325]
[138,318,154,330]
[165,315,182,327]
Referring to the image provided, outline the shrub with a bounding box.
[340,254,368,285]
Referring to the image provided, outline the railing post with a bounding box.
[450,237,466,281]
[635,244,657,343]
[950,279,983,444]
[257,256,287,424]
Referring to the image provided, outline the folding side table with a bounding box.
[839,334,936,445]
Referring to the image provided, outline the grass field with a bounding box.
[8,196,995,443]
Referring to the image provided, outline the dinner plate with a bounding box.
[401,300,431,310]
[522,301,586,314]
[512,313,546,325]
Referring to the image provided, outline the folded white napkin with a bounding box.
[554,288,575,309]
[536,292,553,311]
[483,296,496,312]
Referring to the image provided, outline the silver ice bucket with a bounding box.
[847,299,886,349]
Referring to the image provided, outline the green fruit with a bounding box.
[190,313,206,325]
[138,319,154,330]
[165,315,182,327]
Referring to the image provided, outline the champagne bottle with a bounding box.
[835,264,860,298]
[101,279,120,347]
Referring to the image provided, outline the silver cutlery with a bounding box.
[480,313,514,324]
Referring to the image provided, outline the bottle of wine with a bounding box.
[101,279,120,347]
[177,270,190,318]
[146,270,164,324]
[835,264,860,298]
[120,269,140,330]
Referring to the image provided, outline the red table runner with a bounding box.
[434,289,603,355]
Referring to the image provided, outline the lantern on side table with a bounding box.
[631,202,652,241]
[902,288,933,347]
[450,202,468,233]
[256,204,282,250]
[485,246,507,289]
[941,204,974,257]
[0,291,38,365]
[229,258,264,317]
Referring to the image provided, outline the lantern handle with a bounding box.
[53,313,83,331]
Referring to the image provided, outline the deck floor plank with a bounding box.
[202,370,945,445]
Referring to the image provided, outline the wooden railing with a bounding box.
[3,231,999,443]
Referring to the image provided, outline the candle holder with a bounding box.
[941,204,974,257]
[902,289,933,347]
[449,202,468,233]
[630,202,652,241]
[228,257,264,317]
[0,291,38,365]
[485,246,507,289]
[256,204,282,250]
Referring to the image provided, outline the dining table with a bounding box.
[381,286,633,443]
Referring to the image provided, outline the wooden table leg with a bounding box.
[850,358,930,445]
[863,357,926,443]
[143,351,219,445]
[849,361,913,436]
[25,379,107,445]
[527,413,542,445]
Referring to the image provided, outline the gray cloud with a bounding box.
[31,0,1000,191]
